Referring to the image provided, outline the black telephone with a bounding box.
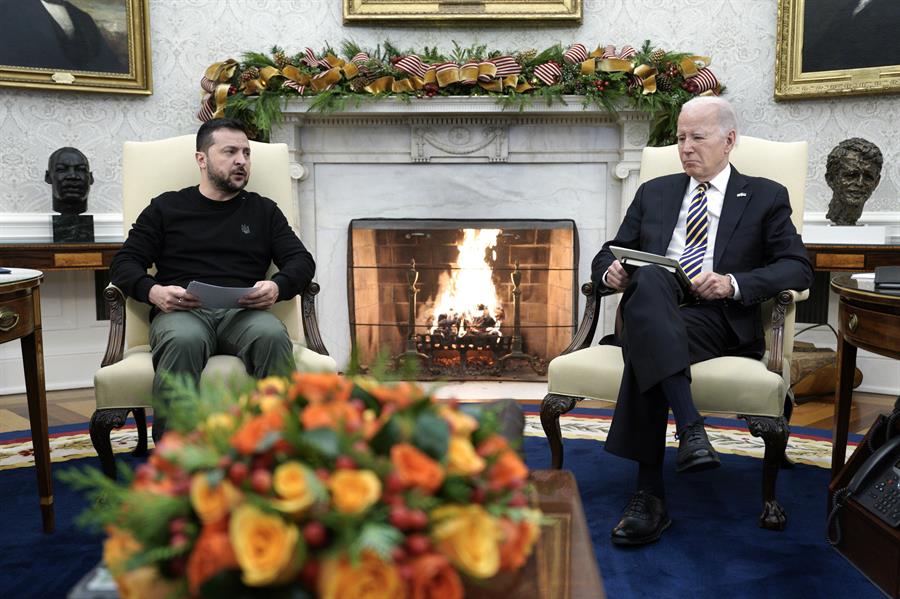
[845,435,900,528]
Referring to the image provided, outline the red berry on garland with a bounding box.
[251,468,272,494]
[407,509,428,530]
[302,521,328,547]
[406,534,430,555]
[390,505,410,529]
[391,546,407,563]
[335,455,356,470]
[228,461,249,485]
[385,472,405,494]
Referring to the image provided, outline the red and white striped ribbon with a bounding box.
[197,96,215,122]
[350,52,370,65]
[683,67,718,94]
[601,44,637,60]
[533,61,562,86]
[283,80,306,94]
[302,47,331,69]
[200,77,218,93]
[394,55,428,79]
[563,43,588,64]
[491,56,521,76]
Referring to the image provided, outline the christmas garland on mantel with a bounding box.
[198,41,723,146]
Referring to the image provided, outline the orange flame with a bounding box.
[428,229,503,337]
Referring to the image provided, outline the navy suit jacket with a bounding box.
[591,166,813,356]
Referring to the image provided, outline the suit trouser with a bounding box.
[149,308,294,408]
[603,266,738,466]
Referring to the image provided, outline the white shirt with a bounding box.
[604,163,741,299]
[41,1,75,38]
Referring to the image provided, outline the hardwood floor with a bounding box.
[0,386,896,435]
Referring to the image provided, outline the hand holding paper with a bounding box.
[185,281,255,309]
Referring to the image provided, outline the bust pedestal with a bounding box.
[52,214,94,242]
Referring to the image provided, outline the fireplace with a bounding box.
[348,219,577,380]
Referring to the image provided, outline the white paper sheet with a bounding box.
[185,280,255,309]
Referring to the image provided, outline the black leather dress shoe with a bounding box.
[676,421,720,473]
[611,491,671,546]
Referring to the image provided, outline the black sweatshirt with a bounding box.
[110,186,315,310]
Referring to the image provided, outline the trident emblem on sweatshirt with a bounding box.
[241,224,251,235]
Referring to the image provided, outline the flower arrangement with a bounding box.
[198,40,723,146]
[66,373,541,598]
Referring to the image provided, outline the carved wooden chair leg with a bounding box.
[780,393,796,469]
[89,408,131,480]
[744,415,789,531]
[540,393,580,469]
[132,408,149,457]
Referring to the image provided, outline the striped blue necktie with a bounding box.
[679,182,709,280]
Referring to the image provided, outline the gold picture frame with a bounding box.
[0,0,151,95]
[775,0,900,100]
[343,0,581,23]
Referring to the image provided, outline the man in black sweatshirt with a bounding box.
[109,118,315,431]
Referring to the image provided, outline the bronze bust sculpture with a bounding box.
[45,147,95,241]
[825,138,883,226]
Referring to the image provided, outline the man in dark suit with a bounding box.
[0,0,125,73]
[592,97,813,546]
[803,0,900,72]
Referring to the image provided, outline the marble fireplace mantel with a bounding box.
[270,97,652,368]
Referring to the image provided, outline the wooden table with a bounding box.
[0,268,53,533]
[830,274,900,481]
[805,243,900,272]
[0,241,121,272]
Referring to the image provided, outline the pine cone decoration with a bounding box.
[350,77,370,92]
[517,49,537,63]
[655,74,672,92]
[665,62,679,79]
[239,67,260,83]
[650,49,666,63]
[274,50,288,68]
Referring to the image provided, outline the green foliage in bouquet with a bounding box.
[196,40,724,147]
[62,372,542,599]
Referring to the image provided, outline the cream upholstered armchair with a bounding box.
[91,135,336,478]
[540,136,810,531]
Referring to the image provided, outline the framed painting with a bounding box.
[0,0,151,95]
[343,0,581,23]
[775,0,900,100]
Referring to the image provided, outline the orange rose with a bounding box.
[476,434,509,458]
[103,526,142,576]
[229,504,302,586]
[186,523,239,596]
[408,553,464,599]
[288,372,353,404]
[488,451,528,489]
[190,473,240,524]
[301,401,361,431]
[366,380,426,409]
[328,469,382,514]
[319,552,406,599]
[391,443,445,494]
[230,410,284,455]
[447,436,485,476]
[431,505,501,579]
[497,514,540,571]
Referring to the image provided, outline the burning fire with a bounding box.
[428,229,504,338]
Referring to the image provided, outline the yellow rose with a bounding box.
[431,505,501,580]
[258,394,286,414]
[447,436,485,476]
[229,504,302,586]
[328,469,382,515]
[440,405,479,436]
[115,566,181,599]
[204,412,236,434]
[190,473,240,524]
[257,376,288,395]
[319,551,406,599]
[271,461,316,516]
[103,526,142,576]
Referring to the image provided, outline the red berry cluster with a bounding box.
[592,79,610,92]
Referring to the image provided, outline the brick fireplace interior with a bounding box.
[348,219,577,380]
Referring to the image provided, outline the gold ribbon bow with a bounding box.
[200,59,238,119]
